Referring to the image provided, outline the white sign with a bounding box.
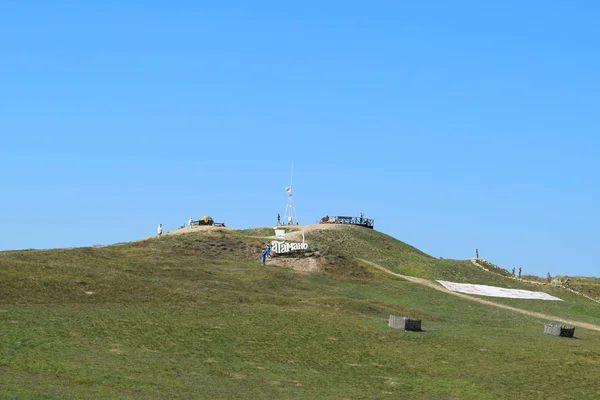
[274,229,286,240]
[436,280,563,301]
[271,241,308,254]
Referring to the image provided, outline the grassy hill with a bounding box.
[552,276,600,301]
[1,225,600,399]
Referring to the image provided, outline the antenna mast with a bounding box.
[283,161,298,225]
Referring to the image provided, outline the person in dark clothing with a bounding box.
[518,267,522,278]
[277,214,281,225]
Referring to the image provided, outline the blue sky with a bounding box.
[1,1,598,277]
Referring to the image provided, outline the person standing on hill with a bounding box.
[266,244,272,258]
[188,216,193,229]
[277,213,281,225]
[261,250,266,265]
[518,267,522,278]
[475,248,479,259]
[512,267,515,276]
[157,224,163,238]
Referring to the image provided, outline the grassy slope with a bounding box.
[308,226,600,325]
[1,227,600,399]
[555,276,600,300]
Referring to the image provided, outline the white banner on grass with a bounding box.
[436,280,563,301]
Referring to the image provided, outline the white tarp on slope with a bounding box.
[436,280,563,301]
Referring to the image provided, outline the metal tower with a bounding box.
[282,162,298,225]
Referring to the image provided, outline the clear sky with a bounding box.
[1,1,598,277]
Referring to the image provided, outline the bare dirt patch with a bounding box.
[268,255,321,274]
[277,224,349,242]
[135,225,237,242]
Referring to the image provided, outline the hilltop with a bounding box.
[1,225,600,399]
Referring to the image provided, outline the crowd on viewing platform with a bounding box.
[319,213,374,229]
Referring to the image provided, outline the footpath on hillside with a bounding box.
[469,258,600,305]
[359,259,600,333]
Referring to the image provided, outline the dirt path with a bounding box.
[134,225,236,242]
[359,259,600,333]
[469,258,600,305]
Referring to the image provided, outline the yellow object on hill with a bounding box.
[200,216,214,225]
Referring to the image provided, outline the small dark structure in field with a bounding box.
[544,324,575,338]
[388,315,421,331]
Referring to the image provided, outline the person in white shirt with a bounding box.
[188,216,193,229]
[288,216,292,225]
[157,224,163,238]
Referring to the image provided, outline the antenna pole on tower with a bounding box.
[283,161,298,226]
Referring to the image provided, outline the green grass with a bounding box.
[557,276,600,300]
[1,226,600,399]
